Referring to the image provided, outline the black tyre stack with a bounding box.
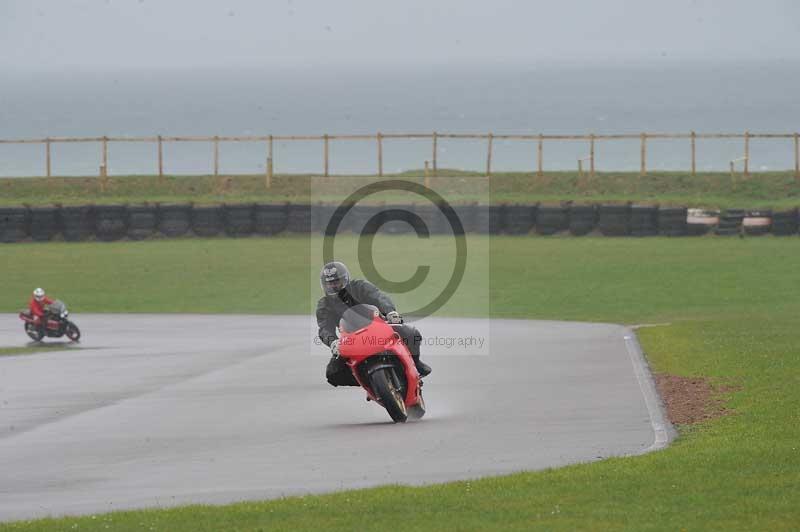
[29,206,60,242]
[715,209,745,236]
[127,204,158,240]
[658,207,688,236]
[94,205,128,241]
[192,205,224,237]
[255,203,289,235]
[535,205,568,235]
[597,204,631,236]
[0,207,29,243]
[286,203,312,233]
[568,205,596,236]
[629,205,658,237]
[771,209,798,236]
[157,203,192,238]
[504,204,536,235]
[452,203,478,235]
[224,204,255,237]
[414,203,448,235]
[60,205,93,241]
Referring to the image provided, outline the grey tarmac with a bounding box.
[0,314,670,521]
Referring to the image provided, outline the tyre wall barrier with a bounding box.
[568,205,597,236]
[686,209,719,236]
[286,203,312,233]
[535,205,567,235]
[630,205,658,237]
[61,205,94,241]
[192,205,224,237]
[127,204,158,240]
[452,203,478,234]
[29,206,60,242]
[504,204,536,235]
[597,204,631,236]
[658,207,688,236]
[0,207,30,243]
[345,204,383,235]
[743,210,772,237]
[414,203,449,235]
[716,209,745,236]
[94,205,128,242]
[771,209,798,236]
[254,203,289,235]
[224,203,255,236]
[158,204,192,238]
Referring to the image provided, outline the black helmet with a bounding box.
[320,261,350,295]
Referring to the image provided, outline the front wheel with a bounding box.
[408,392,426,420]
[370,368,408,423]
[65,322,81,342]
[25,323,44,342]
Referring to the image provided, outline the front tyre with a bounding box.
[370,368,408,423]
[25,323,44,342]
[408,392,426,420]
[65,322,81,342]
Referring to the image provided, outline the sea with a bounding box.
[1,61,799,177]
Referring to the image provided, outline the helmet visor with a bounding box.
[322,277,347,295]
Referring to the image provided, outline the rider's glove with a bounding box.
[386,311,403,324]
[330,339,341,357]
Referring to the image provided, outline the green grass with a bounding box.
[2,170,800,209]
[2,237,799,530]
[0,346,65,356]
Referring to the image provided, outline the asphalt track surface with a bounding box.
[0,314,671,521]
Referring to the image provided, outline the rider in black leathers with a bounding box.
[316,261,431,387]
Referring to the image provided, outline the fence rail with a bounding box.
[1,131,799,182]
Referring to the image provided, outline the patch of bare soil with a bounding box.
[654,374,738,425]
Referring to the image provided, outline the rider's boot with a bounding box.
[413,355,432,377]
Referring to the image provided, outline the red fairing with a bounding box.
[338,314,421,407]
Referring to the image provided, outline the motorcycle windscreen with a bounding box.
[48,300,66,314]
[339,304,380,334]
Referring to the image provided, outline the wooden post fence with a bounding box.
[486,133,493,176]
[589,133,596,176]
[45,138,51,178]
[213,136,220,177]
[268,135,274,185]
[101,136,108,178]
[157,135,164,181]
[424,160,430,189]
[640,132,647,177]
[432,131,438,177]
[744,130,750,177]
[324,134,330,177]
[690,131,696,176]
[795,132,799,179]
[377,132,383,177]
[537,134,543,176]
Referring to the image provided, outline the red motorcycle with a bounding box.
[19,300,81,343]
[338,304,426,423]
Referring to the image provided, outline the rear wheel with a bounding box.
[65,322,81,342]
[24,323,44,342]
[370,368,408,423]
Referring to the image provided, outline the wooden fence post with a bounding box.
[486,133,493,176]
[377,132,383,177]
[432,132,438,177]
[213,136,220,177]
[690,131,696,176]
[101,136,108,177]
[640,132,647,177]
[324,134,330,177]
[744,130,750,177]
[45,138,51,178]
[589,133,595,176]
[537,134,543,176]
[265,139,271,189]
[268,135,274,183]
[424,161,430,189]
[157,135,164,181]
[795,132,799,180]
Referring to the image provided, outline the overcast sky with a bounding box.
[2,0,799,71]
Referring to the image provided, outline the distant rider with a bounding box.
[316,261,431,387]
[28,288,54,326]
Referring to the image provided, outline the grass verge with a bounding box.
[1,237,799,530]
[2,170,800,209]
